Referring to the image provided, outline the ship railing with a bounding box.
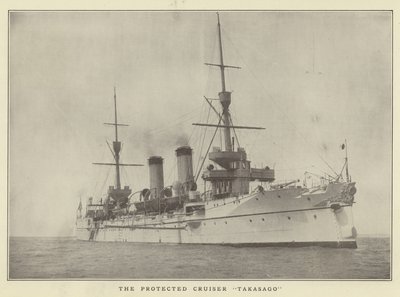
[185,210,205,216]
[212,192,231,200]
[250,168,275,181]
[201,190,213,200]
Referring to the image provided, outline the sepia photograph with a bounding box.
[8,10,391,281]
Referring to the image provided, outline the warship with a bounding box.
[75,14,358,248]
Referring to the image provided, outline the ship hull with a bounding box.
[76,183,357,248]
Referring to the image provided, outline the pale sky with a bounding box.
[9,11,391,236]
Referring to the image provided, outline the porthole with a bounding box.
[278,195,281,198]
[262,218,265,221]
[314,215,317,219]
[225,221,227,224]
[214,222,216,225]
[203,222,206,226]
[249,219,252,223]
[256,198,259,201]
[287,216,291,220]
[307,197,311,201]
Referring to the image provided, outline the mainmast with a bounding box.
[113,87,122,189]
[93,88,144,195]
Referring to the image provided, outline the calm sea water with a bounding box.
[9,236,390,279]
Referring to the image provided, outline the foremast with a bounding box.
[113,87,122,190]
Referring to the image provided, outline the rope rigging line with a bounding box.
[194,104,212,174]
[191,104,212,175]
[191,31,221,172]
[121,163,132,188]
[229,115,241,149]
[336,159,348,181]
[164,29,218,186]
[91,138,111,199]
[96,165,112,201]
[222,27,339,177]
[190,112,203,158]
[145,104,203,135]
[195,115,223,183]
[204,25,218,95]
[188,102,207,145]
[219,120,223,148]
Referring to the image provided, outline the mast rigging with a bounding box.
[200,13,263,153]
[94,87,143,191]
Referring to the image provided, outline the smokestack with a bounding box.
[148,156,164,199]
[176,146,195,192]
